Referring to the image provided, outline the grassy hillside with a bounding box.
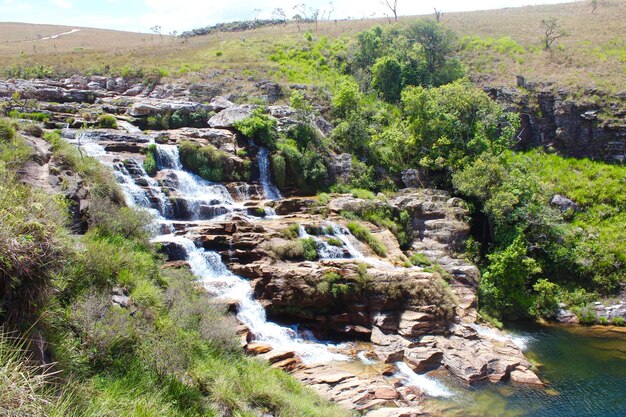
[1,1,624,94]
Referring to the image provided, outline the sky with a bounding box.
[0,0,572,33]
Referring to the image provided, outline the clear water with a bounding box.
[426,322,626,417]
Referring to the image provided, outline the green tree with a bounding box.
[405,19,463,85]
[480,235,542,318]
[401,80,519,174]
[371,56,403,102]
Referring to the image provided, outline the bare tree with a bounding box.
[591,0,598,13]
[433,8,443,22]
[381,0,398,21]
[293,14,303,32]
[272,8,287,21]
[293,4,309,20]
[311,9,320,30]
[540,18,566,50]
[327,2,335,20]
[150,25,163,41]
[253,8,261,21]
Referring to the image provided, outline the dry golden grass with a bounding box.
[0,1,623,93]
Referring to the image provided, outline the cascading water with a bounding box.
[257,147,282,201]
[469,323,533,351]
[395,362,453,398]
[154,235,348,364]
[328,222,366,259]
[154,144,239,220]
[298,225,347,260]
[66,131,346,364]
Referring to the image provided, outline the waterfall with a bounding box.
[155,235,348,364]
[328,222,366,259]
[257,147,282,201]
[155,144,183,170]
[298,225,347,260]
[155,144,237,220]
[395,362,453,398]
[61,132,348,365]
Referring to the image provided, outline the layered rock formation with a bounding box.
[486,82,626,163]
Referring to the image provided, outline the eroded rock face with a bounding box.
[487,85,626,163]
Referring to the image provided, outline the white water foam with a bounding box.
[469,324,533,351]
[395,362,454,398]
[257,147,282,201]
[357,351,378,365]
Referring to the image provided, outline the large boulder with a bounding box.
[209,105,257,128]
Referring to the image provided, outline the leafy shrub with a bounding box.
[143,145,157,176]
[598,316,609,325]
[574,305,597,325]
[178,140,229,182]
[347,222,387,257]
[271,153,286,188]
[316,272,350,297]
[302,237,319,261]
[531,279,559,318]
[351,188,376,199]
[233,107,277,149]
[7,110,51,122]
[372,56,402,102]
[612,317,625,326]
[280,224,300,240]
[269,240,304,260]
[410,253,432,266]
[88,197,153,242]
[96,114,118,128]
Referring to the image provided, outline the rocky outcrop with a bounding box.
[486,84,626,163]
[208,105,257,128]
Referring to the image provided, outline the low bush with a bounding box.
[574,305,597,325]
[327,237,342,247]
[96,114,117,128]
[347,222,387,257]
[410,252,432,266]
[351,188,376,199]
[88,197,153,242]
[233,107,277,149]
[178,140,229,182]
[269,240,304,260]
[280,224,300,240]
[43,131,124,203]
[302,237,319,261]
[143,147,157,176]
[20,123,44,137]
[612,317,625,326]
[7,110,51,122]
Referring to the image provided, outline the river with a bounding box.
[425,322,626,417]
